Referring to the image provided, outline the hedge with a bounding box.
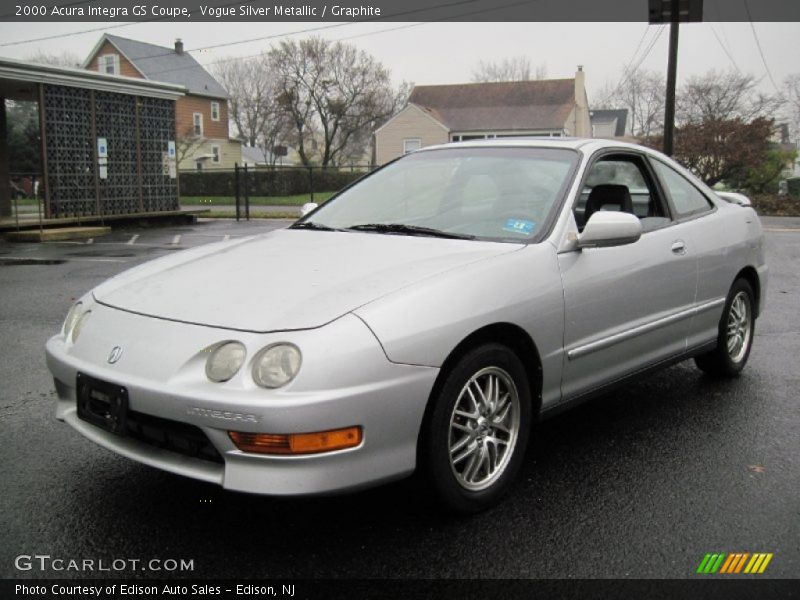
[178,167,369,197]
[750,194,800,217]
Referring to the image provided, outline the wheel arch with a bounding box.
[418,323,543,446]
[735,266,761,317]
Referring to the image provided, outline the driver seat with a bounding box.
[583,184,634,224]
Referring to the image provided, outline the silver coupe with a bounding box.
[46,138,767,512]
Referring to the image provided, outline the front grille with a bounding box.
[124,409,223,464]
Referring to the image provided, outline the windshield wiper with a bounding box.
[290,221,345,232]
[347,223,475,240]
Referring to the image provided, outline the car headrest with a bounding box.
[584,184,633,223]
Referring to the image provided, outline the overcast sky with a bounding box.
[0,21,797,100]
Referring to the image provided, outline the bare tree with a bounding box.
[677,70,783,125]
[599,67,665,142]
[783,73,800,141]
[213,54,283,149]
[471,56,547,82]
[25,50,81,68]
[175,125,206,165]
[269,37,403,166]
[269,39,324,166]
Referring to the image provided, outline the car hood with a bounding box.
[93,229,520,332]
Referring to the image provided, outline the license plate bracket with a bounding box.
[76,373,128,435]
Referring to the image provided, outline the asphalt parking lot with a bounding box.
[0,216,798,580]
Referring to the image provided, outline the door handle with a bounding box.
[671,240,687,255]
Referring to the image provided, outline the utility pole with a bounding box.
[663,1,680,156]
[649,0,703,156]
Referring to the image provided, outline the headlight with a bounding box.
[71,310,91,343]
[63,302,83,336]
[252,344,302,388]
[206,342,247,383]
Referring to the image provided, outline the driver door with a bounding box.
[558,152,698,399]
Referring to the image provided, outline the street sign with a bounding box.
[649,0,703,23]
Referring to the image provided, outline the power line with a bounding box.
[742,0,781,94]
[627,24,654,71]
[146,0,543,78]
[335,0,545,44]
[1,0,481,58]
[598,25,658,104]
[0,0,257,48]
[167,0,484,61]
[709,23,742,74]
[603,24,665,103]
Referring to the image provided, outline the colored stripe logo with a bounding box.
[696,553,773,574]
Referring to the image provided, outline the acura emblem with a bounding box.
[107,346,123,364]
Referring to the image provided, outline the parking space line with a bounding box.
[223,234,230,241]
[764,228,800,233]
[171,235,181,245]
[86,238,94,244]
[127,234,139,245]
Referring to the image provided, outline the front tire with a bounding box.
[420,344,532,514]
[695,278,755,377]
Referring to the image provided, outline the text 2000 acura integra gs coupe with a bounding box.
[46,139,767,513]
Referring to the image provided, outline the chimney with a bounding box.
[574,66,589,137]
[174,39,184,55]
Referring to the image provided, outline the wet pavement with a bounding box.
[0,217,798,580]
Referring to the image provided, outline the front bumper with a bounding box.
[46,304,438,495]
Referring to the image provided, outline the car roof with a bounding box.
[418,137,656,156]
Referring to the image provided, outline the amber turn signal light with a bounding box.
[229,426,362,455]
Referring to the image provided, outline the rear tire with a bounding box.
[420,344,532,514]
[694,278,755,377]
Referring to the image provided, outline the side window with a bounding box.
[652,160,713,217]
[576,155,668,231]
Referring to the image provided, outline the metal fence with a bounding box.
[4,172,45,233]
[177,163,375,221]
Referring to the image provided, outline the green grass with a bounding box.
[10,197,40,206]
[181,192,334,206]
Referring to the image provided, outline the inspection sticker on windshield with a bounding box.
[503,219,535,235]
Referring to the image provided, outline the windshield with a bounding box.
[299,147,579,242]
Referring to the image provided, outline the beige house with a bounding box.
[375,68,591,165]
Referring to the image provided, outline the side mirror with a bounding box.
[300,202,318,217]
[578,211,642,249]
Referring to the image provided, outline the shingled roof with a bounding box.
[407,79,576,132]
[83,34,228,99]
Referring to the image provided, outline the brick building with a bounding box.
[83,34,240,170]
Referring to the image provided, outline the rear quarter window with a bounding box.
[652,160,714,217]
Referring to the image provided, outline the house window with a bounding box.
[211,145,220,164]
[210,102,220,121]
[193,113,203,136]
[196,162,203,171]
[403,138,421,154]
[98,54,119,76]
